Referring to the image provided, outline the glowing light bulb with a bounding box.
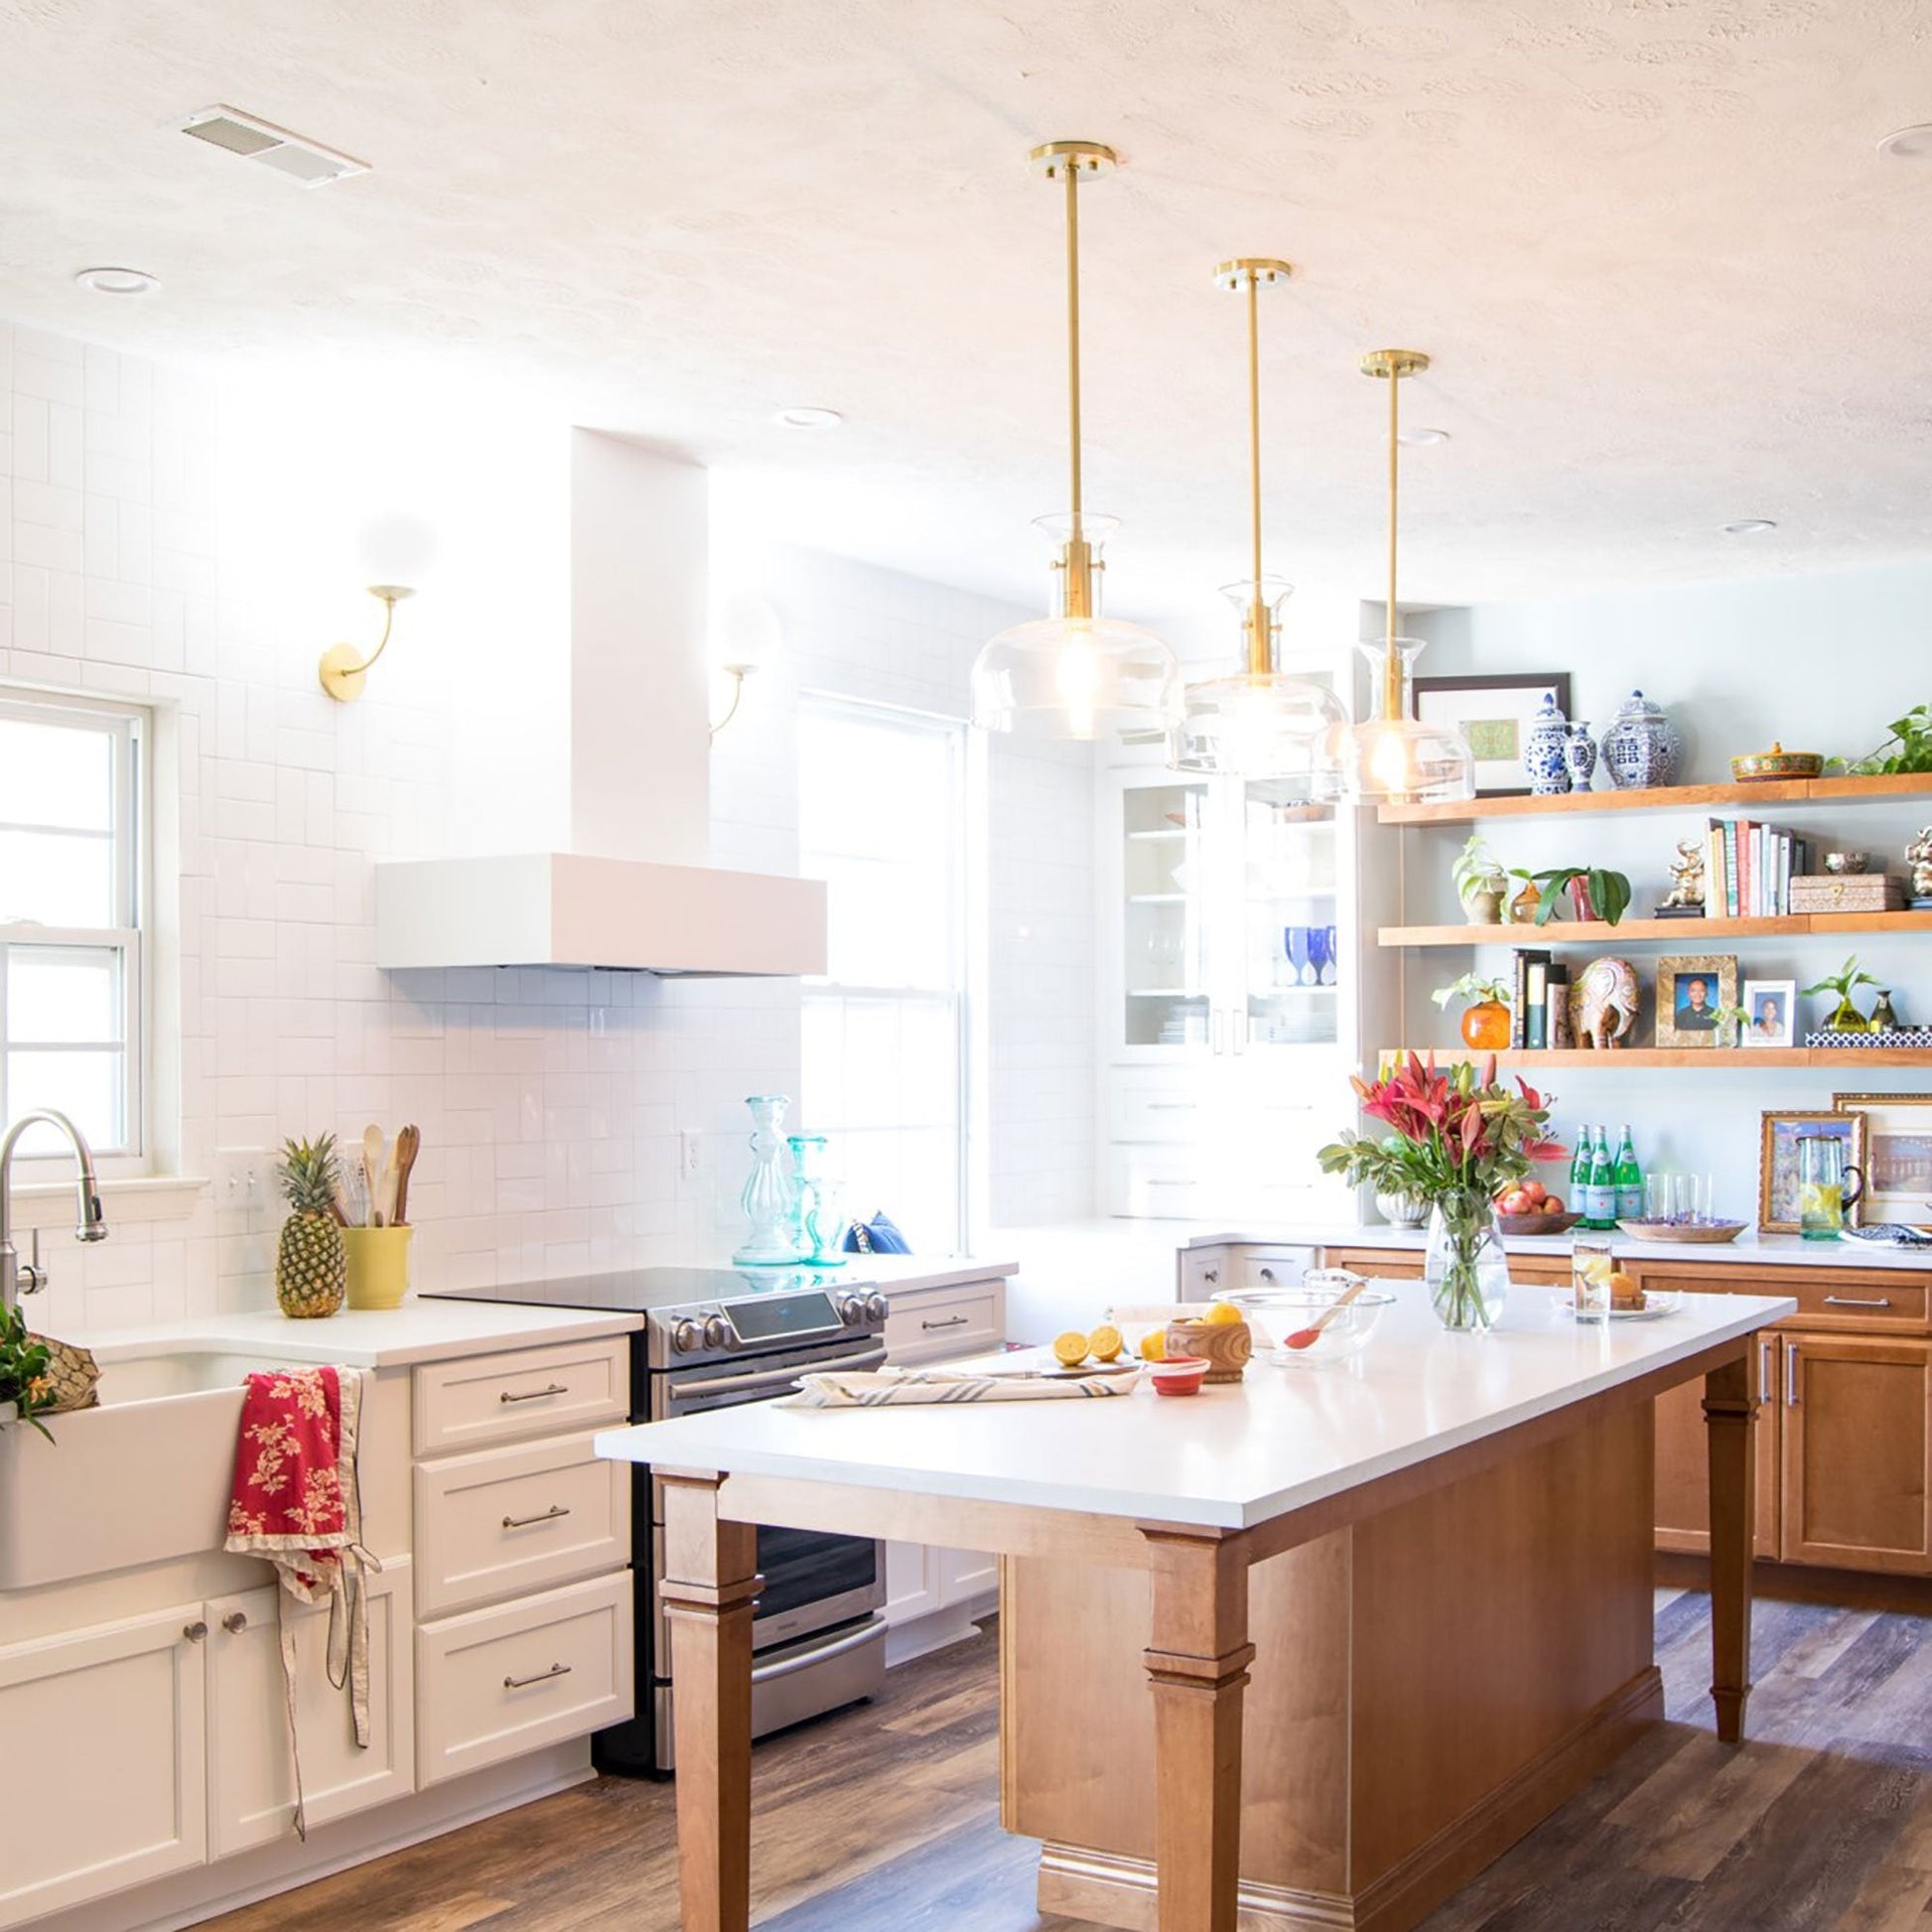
[1367,723,1416,795]
[1054,624,1102,741]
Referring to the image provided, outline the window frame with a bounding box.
[796,692,971,1253]
[0,690,149,1169]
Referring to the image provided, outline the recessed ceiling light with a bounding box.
[74,266,158,296]
[773,406,842,430]
[1398,426,1450,447]
[1722,518,1777,535]
[1877,123,1932,159]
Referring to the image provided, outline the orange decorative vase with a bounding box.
[1460,1001,1512,1051]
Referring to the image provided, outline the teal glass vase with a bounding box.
[733,1095,804,1267]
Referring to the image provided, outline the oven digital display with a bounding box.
[723,1292,843,1343]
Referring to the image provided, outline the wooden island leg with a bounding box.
[660,1471,762,1932]
[1141,1528,1256,1932]
[1703,1351,1756,1743]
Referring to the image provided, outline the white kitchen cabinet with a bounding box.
[207,1563,415,1860]
[0,1605,207,1928]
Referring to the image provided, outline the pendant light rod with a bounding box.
[1215,259,1294,677]
[1064,156,1083,527]
[1361,348,1429,719]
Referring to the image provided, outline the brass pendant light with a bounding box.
[1327,349,1474,804]
[969,141,1182,740]
[1168,258,1346,783]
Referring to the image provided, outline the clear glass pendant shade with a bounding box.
[970,513,1182,740]
[1169,580,1347,783]
[1326,635,1475,804]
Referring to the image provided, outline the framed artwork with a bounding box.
[1833,1092,1932,1228]
[1740,978,1797,1049]
[1412,673,1573,798]
[1655,954,1739,1047]
[1759,1109,1866,1233]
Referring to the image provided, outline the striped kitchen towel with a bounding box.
[780,1364,1139,1408]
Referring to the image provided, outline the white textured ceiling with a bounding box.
[3,0,1932,627]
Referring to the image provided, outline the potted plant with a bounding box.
[0,1304,56,1441]
[1432,972,1514,1052]
[1531,865,1632,926]
[1505,868,1542,923]
[1848,704,1932,775]
[1319,1054,1563,1331]
[1802,954,1879,1034]
[1450,835,1508,924]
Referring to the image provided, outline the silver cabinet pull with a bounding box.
[183,1620,208,1643]
[503,1662,571,1691]
[221,1611,248,1634]
[499,1382,570,1405]
[502,1504,572,1530]
[1785,1339,1800,1407]
[1823,1295,1892,1309]
[1258,1267,1278,1284]
[1147,1102,1196,1112]
[1758,1336,1773,1398]
[920,1314,970,1331]
[1200,1267,1219,1285]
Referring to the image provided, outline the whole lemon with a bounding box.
[1139,1328,1168,1362]
[1203,1302,1245,1327]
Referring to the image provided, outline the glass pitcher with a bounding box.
[1796,1134,1864,1242]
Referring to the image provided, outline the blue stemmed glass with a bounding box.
[1307,926,1331,988]
[1284,925,1311,986]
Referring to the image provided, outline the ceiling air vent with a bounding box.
[177,105,367,186]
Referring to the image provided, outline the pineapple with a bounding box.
[274,1135,346,1319]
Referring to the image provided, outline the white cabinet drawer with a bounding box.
[413,1335,629,1457]
[885,1284,1005,1367]
[416,1572,632,1787]
[1227,1244,1319,1289]
[415,1432,630,1620]
[1179,1246,1229,1297]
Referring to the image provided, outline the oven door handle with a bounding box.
[673,1346,890,1402]
[752,1618,884,1686]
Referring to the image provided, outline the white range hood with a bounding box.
[374,432,827,978]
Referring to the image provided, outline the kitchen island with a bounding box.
[598,1281,1792,1932]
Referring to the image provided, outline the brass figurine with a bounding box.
[1661,836,1707,912]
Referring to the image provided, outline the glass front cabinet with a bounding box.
[1103,759,1366,1222]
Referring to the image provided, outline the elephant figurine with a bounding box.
[1570,957,1640,1050]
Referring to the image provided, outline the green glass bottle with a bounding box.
[1571,1125,1593,1222]
[1587,1128,1616,1230]
[1613,1125,1644,1223]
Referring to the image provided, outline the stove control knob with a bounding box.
[702,1314,732,1351]
[670,1318,703,1354]
[864,1293,889,1323]
[837,1296,867,1325]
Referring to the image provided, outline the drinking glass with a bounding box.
[1572,1234,1616,1316]
[1643,1173,1673,1222]
[1672,1173,1714,1223]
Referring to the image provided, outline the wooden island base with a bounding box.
[1004,1404,1665,1932]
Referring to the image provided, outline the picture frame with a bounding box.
[1758,1109,1866,1232]
[1740,977,1797,1050]
[1833,1092,1932,1228]
[1412,673,1573,798]
[1655,954,1739,1048]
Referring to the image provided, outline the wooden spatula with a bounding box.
[391,1124,421,1228]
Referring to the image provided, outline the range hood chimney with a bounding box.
[374,432,827,976]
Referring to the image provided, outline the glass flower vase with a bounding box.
[733,1095,804,1267]
[1424,1193,1509,1332]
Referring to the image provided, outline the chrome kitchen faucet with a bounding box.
[0,1110,108,1314]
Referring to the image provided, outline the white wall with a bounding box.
[3,322,1097,1340]
[1400,569,1932,1215]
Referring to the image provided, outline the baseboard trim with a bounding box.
[885,1593,996,1668]
[1037,1666,1664,1932]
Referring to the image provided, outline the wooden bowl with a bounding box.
[1162,1319,1253,1384]
[1496,1210,1583,1237]
[1616,1218,1746,1244]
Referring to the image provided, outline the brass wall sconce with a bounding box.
[318,585,415,702]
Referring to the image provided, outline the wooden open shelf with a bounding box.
[1383,1045,1932,1069]
[1377,772,1932,827]
[1380,910,1932,949]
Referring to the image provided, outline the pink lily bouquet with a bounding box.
[1319,1054,1565,1329]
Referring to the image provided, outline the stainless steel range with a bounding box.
[425,1265,889,1774]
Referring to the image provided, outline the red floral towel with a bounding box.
[224,1366,372,1839]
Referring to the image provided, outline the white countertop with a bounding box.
[61,1301,643,1371]
[597,1280,1794,1532]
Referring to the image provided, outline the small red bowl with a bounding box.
[1148,1356,1209,1398]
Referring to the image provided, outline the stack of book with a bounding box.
[1703,818,1813,917]
[1509,949,1567,1050]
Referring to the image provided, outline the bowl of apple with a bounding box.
[1493,1179,1581,1237]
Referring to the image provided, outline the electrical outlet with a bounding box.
[679,1130,702,1181]
[214,1147,269,1214]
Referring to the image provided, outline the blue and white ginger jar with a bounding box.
[1522,692,1572,795]
[1564,722,1597,788]
[1599,690,1681,789]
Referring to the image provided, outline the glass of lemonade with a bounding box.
[1572,1234,1616,1317]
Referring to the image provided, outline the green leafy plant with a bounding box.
[1431,973,1512,1012]
[0,1303,56,1442]
[1531,866,1632,926]
[1802,955,1880,1022]
[1849,705,1932,775]
[1450,834,1506,909]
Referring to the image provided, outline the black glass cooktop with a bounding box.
[423,1264,865,1315]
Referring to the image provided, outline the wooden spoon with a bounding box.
[361,1124,385,1227]
[391,1124,421,1228]
[1284,1277,1372,1350]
